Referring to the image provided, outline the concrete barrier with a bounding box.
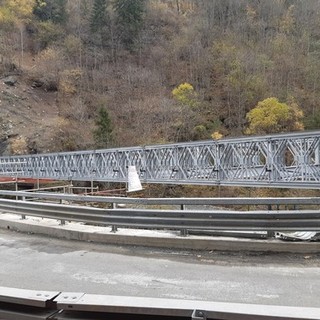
[0,214,319,253]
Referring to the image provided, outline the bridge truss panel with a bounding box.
[0,131,320,188]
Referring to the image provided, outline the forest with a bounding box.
[1,0,320,153]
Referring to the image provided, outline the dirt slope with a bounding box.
[0,73,61,155]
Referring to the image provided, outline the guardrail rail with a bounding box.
[0,191,319,237]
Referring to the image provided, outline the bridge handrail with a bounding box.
[0,286,319,320]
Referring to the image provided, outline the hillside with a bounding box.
[1,0,320,156]
[0,72,54,154]
[0,71,97,154]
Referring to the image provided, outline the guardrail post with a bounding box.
[21,196,26,220]
[180,229,188,237]
[60,219,65,225]
[67,182,73,194]
[180,204,188,237]
[267,204,274,238]
[15,177,18,200]
[111,203,118,233]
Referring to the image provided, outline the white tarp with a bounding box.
[275,231,318,241]
[127,165,143,193]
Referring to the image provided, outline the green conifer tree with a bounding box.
[33,0,67,24]
[93,107,114,149]
[90,0,109,33]
[113,0,145,49]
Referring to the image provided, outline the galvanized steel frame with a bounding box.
[1,131,320,188]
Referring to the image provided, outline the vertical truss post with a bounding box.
[315,144,320,166]
[266,138,274,181]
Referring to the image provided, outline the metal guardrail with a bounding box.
[1,286,320,320]
[2,190,320,207]
[0,197,320,232]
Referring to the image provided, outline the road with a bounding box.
[0,228,320,308]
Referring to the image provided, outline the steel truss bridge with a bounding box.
[1,131,320,188]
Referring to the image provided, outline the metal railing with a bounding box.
[0,286,319,320]
[2,189,320,207]
[0,191,319,233]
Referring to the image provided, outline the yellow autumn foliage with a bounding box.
[0,7,13,25]
[172,82,198,108]
[245,97,304,135]
[211,131,223,140]
[3,0,34,20]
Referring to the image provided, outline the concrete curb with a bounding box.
[0,215,319,253]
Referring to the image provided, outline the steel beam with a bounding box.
[0,198,320,232]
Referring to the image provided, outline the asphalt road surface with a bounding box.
[0,228,320,308]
